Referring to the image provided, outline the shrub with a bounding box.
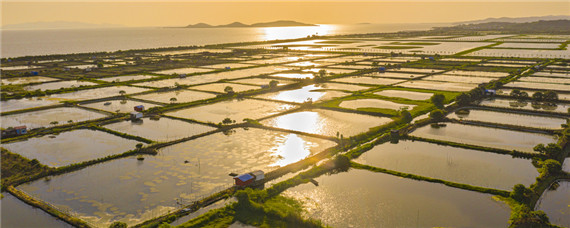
[109,221,127,228]
[430,93,445,108]
[429,109,445,121]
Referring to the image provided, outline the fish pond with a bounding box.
[354,140,538,190]
[166,99,296,124]
[536,181,570,228]
[104,117,216,142]
[410,122,557,153]
[133,90,216,104]
[449,109,566,129]
[17,128,335,227]
[1,107,108,129]
[261,109,392,137]
[2,129,141,167]
[283,169,510,228]
[255,84,350,103]
[374,90,433,100]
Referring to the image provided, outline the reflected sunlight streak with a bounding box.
[259,24,336,41]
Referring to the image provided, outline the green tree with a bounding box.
[269,80,279,88]
[543,91,558,101]
[541,159,561,176]
[534,143,562,157]
[399,109,412,123]
[224,86,234,94]
[136,143,144,150]
[456,93,471,106]
[109,221,127,228]
[430,93,445,108]
[119,90,126,96]
[169,97,177,103]
[222,118,235,125]
[532,92,544,101]
[49,121,59,126]
[429,109,445,121]
[510,184,531,204]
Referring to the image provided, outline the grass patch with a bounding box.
[1,148,54,188]
[454,42,504,56]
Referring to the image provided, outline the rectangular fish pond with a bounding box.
[260,109,393,137]
[354,140,538,190]
[16,128,336,227]
[283,169,510,228]
[410,122,557,153]
[2,129,143,167]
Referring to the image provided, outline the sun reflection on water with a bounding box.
[259,24,336,41]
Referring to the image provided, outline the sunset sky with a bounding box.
[2,1,569,27]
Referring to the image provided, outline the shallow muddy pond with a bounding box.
[355,140,537,190]
[450,109,566,129]
[229,78,295,87]
[533,72,570,78]
[339,99,415,110]
[0,193,73,228]
[45,86,149,101]
[189,83,260,93]
[444,70,508,78]
[519,76,570,84]
[24,80,97,91]
[388,67,443,74]
[3,129,141,167]
[81,99,160,113]
[283,169,510,228]
[411,122,557,153]
[479,98,570,113]
[104,117,215,142]
[1,76,57,85]
[133,90,216,104]
[270,73,314,79]
[166,99,295,124]
[505,81,570,91]
[154,67,214,75]
[200,63,253,69]
[255,84,350,103]
[17,128,335,227]
[261,109,392,137]
[332,76,403,85]
[301,68,356,75]
[98,75,157,82]
[374,90,433,100]
[423,74,495,84]
[284,61,322,67]
[536,181,570,227]
[398,80,476,92]
[1,97,60,113]
[366,72,425,79]
[1,107,108,129]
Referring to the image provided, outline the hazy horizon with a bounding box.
[2,1,569,28]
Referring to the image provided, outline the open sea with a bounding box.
[1,23,447,58]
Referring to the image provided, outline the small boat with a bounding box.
[104,102,112,106]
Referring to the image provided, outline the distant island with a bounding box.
[183,20,316,28]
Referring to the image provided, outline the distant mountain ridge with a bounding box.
[455,15,570,25]
[184,20,316,28]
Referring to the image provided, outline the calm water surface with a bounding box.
[1,193,73,228]
[284,169,510,227]
[355,140,537,190]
